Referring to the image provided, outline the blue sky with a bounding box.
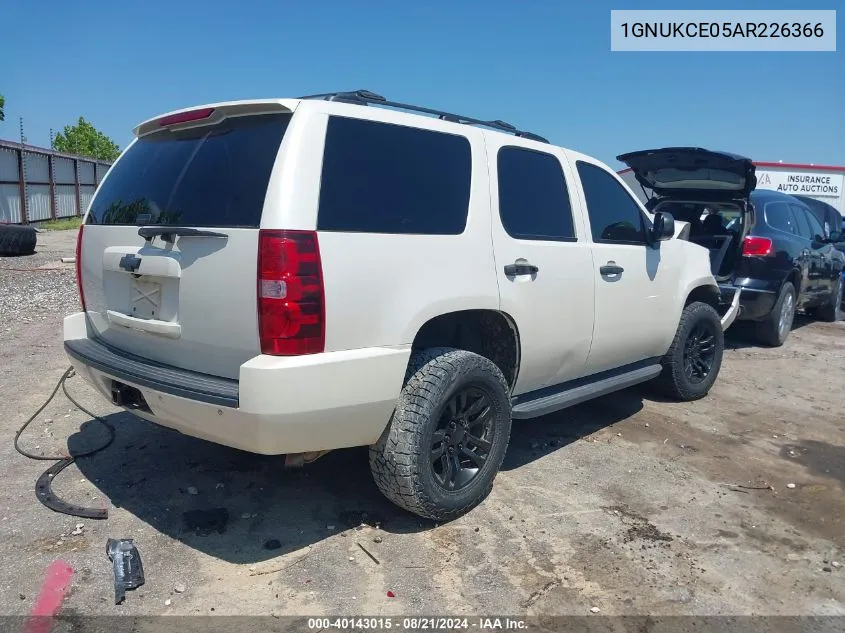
[1,0,842,169]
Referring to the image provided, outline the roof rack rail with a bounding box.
[297,90,549,144]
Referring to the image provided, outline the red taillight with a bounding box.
[75,225,86,311]
[742,236,773,257]
[157,108,215,127]
[257,230,325,356]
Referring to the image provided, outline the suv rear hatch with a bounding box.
[78,102,294,380]
[617,147,756,282]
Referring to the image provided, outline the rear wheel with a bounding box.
[651,301,724,401]
[369,347,512,521]
[815,275,843,322]
[754,282,796,347]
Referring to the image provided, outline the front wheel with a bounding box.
[651,301,724,401]
[369,347,512,522]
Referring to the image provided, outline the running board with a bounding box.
[510,364,662,419]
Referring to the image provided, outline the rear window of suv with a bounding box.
[86,113,292,227]
[317,116,472,235]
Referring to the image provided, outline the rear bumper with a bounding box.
[719,283,777,322]
[63,312,410,455]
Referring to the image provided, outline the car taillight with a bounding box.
[75,225,86,311]
[157,108,215,127]
[742,236,773,257]
[257,230,325,356]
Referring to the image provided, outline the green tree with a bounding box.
[53,117,120,161]
[0,94,5,121]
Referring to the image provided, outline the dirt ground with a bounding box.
[1,229,843,618]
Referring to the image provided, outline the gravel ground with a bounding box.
[1,229,844,620]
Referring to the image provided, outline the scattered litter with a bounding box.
[530,442,540,449]
[590,607,600,614]
[327,525,336,530]
[240,513,251,519]
[773,435,778,438]
[44,418,53,424]
[60,257,76,264]
[19,594,25,601]
[823,566,833,573]
[63,415,70,419]
[373,536,383,544]
[174,583,186,593]
[215,483,224,489]
[165,599,172,606]
[107,538,145,605]
[474,527,480,532]
[387,591,396,598]
[183,508,229,536]
[832,562,841,568]
[644,423,649,427]
[509,515,514,521]
[71,526,83,536]
[264,539,282,551]
[357,542,380,565]
[616,433,622,437]
[186,486,199,495]
[249,566,256,572]
[786,483,796,489]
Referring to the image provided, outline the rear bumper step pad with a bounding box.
[65,338,239,408]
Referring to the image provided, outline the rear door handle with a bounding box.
[504,262,539,276]
[600,263,624,275]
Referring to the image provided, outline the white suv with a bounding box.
[65,90,740,521]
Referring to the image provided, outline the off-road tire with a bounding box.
[754,282,796,347]
[816,274,843,322]
[0,224,37,256]
[651,301,724,401]
[369,347,512,522]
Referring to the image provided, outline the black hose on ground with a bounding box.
[14,366,116,519]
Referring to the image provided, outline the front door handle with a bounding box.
[600,262,625,275]
[504,262,539,276]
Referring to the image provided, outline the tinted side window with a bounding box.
[765,202,796,234]
[789,204,813,239]
[576,161,646,244]
[317,116,471,235]
[88,113,292,227]
[497,146,576,241]
[795,207,825,239]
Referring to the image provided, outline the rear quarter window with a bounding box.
[87,113,291,228]
[317,116,472,235]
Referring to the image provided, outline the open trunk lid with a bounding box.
[617,147,757,200]
[78,102,294,380]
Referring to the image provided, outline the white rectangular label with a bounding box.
[611,10,836,51]
[756,171,844,198]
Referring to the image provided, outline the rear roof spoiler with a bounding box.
[134,100,296,138]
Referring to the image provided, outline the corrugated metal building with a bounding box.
[0,139,112,224]
[619,160,845,219]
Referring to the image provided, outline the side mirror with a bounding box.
[651,211,675,243]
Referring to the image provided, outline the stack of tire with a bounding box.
[0,224,37,256]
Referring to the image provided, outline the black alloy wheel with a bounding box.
[430,387,495,491]
[682,321,717,384]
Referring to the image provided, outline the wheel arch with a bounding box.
[410,309,521,391]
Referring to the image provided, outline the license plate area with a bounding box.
[130,279,162,320]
